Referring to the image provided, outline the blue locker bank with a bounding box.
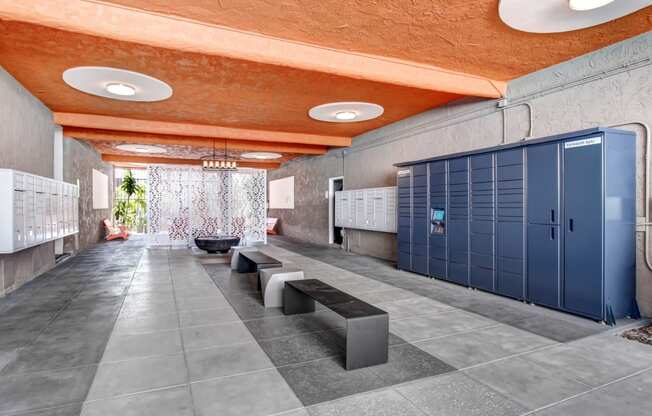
[395,128,638,324]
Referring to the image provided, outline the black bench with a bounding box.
[283,279,388,370]
[236,251,283,274]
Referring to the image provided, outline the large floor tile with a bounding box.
[114,313,180,335]
[390,310,497,342]
[465,356,591,410]
[397,372,527,416]
[415,324,556,368]
[277,356,387,406]
[522,334,652,387]
[2,330,111,375]
[0,365,97,414]
[181,321,254,350]
[185,342,273,381]
[258,330,344,366]
[191,369,302,416]
[308,389,423,416]
[178,307,240,327]
[369,343,455,385]
[81,385,194,416]
[87,353,187,400]
[102,330,183,361]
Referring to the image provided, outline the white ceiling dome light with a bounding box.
[62,67,173,102]
[116,144,167,154]
[499,0,651,33]
[308,102,384,123]
[240,152,283,160]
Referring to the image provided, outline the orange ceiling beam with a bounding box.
[0,0,505,98]
[63,127,328,155]
[55,113,351,147]
[101,153,281,169]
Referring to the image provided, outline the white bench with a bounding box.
[259,267,304,308]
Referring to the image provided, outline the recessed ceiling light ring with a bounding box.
[62,66,173,102]
[498,0,650,34]
[309,102,384,123]
[241,152,283,160]
[116,144,167,154]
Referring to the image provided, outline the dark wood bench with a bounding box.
[283,279,388,370]
[236,250,283,274]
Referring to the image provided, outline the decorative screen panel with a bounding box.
[147,165,266,246]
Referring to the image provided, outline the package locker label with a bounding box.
[564,137,602,149]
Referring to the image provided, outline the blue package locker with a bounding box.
[526,142,562,308]
[470,153,495,291]
[395,128,637,323]
[447,157,470,285]
[411,164,429,275]
[429,161,447,278]
[496,148,526,299]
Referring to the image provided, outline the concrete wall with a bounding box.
[268,153,343,244]
[268,32,652,316]
[63,138,114,253]
[0,66,56,295]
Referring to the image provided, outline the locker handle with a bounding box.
[551,209,555,223]
[550,227,555,240]
[569,219,574,232]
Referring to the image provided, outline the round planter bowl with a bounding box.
[194,236,241,254]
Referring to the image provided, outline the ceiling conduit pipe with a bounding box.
[502,102,534,144]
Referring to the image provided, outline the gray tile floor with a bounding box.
[0,236,650,416]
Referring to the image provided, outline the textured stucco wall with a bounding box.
[63,137,114,253]
[0,66,56,295]
[268,153,343,245]
[268,32,652,316]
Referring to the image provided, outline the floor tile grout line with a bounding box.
[518,365,652,415]
[393,387,436,416]
[166,249,199,416]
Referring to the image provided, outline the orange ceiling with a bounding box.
[99,0,652,81]
[0,21,459,136]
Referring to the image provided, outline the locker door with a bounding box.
[563,137,604,319]
[412,164,429,275]
[397,172,412,270]
[527,143,560,225]
[527,224,560,307]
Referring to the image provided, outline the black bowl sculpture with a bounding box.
[194,236,241,254]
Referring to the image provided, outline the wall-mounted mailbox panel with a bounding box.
[0,169,79,254]
[335,187,397,233]
[394,128,636,324]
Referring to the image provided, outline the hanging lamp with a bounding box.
[202,139,237,171]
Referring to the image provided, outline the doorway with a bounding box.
[328,176,344,245]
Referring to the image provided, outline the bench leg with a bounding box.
[237,256,255,273]
[346,314,389,370]
[283,284,315,315]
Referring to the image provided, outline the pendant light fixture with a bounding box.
[202,139,238,171]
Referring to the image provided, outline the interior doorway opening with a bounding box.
[328,176,344,245]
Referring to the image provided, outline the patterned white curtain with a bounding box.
[147,165,266,246]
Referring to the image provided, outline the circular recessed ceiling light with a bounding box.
[499,0,650,33]
[106,83,136,97]
[309,102,384,123]
[62,66,173,102]
[116,144,167,154]
[240,152,283,160]
[568,0,614,11]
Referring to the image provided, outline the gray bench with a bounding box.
[283,279,389,370]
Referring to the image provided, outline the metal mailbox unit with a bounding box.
[335,187,397,233]
[0,169,79,254]
[395,128,638,324]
